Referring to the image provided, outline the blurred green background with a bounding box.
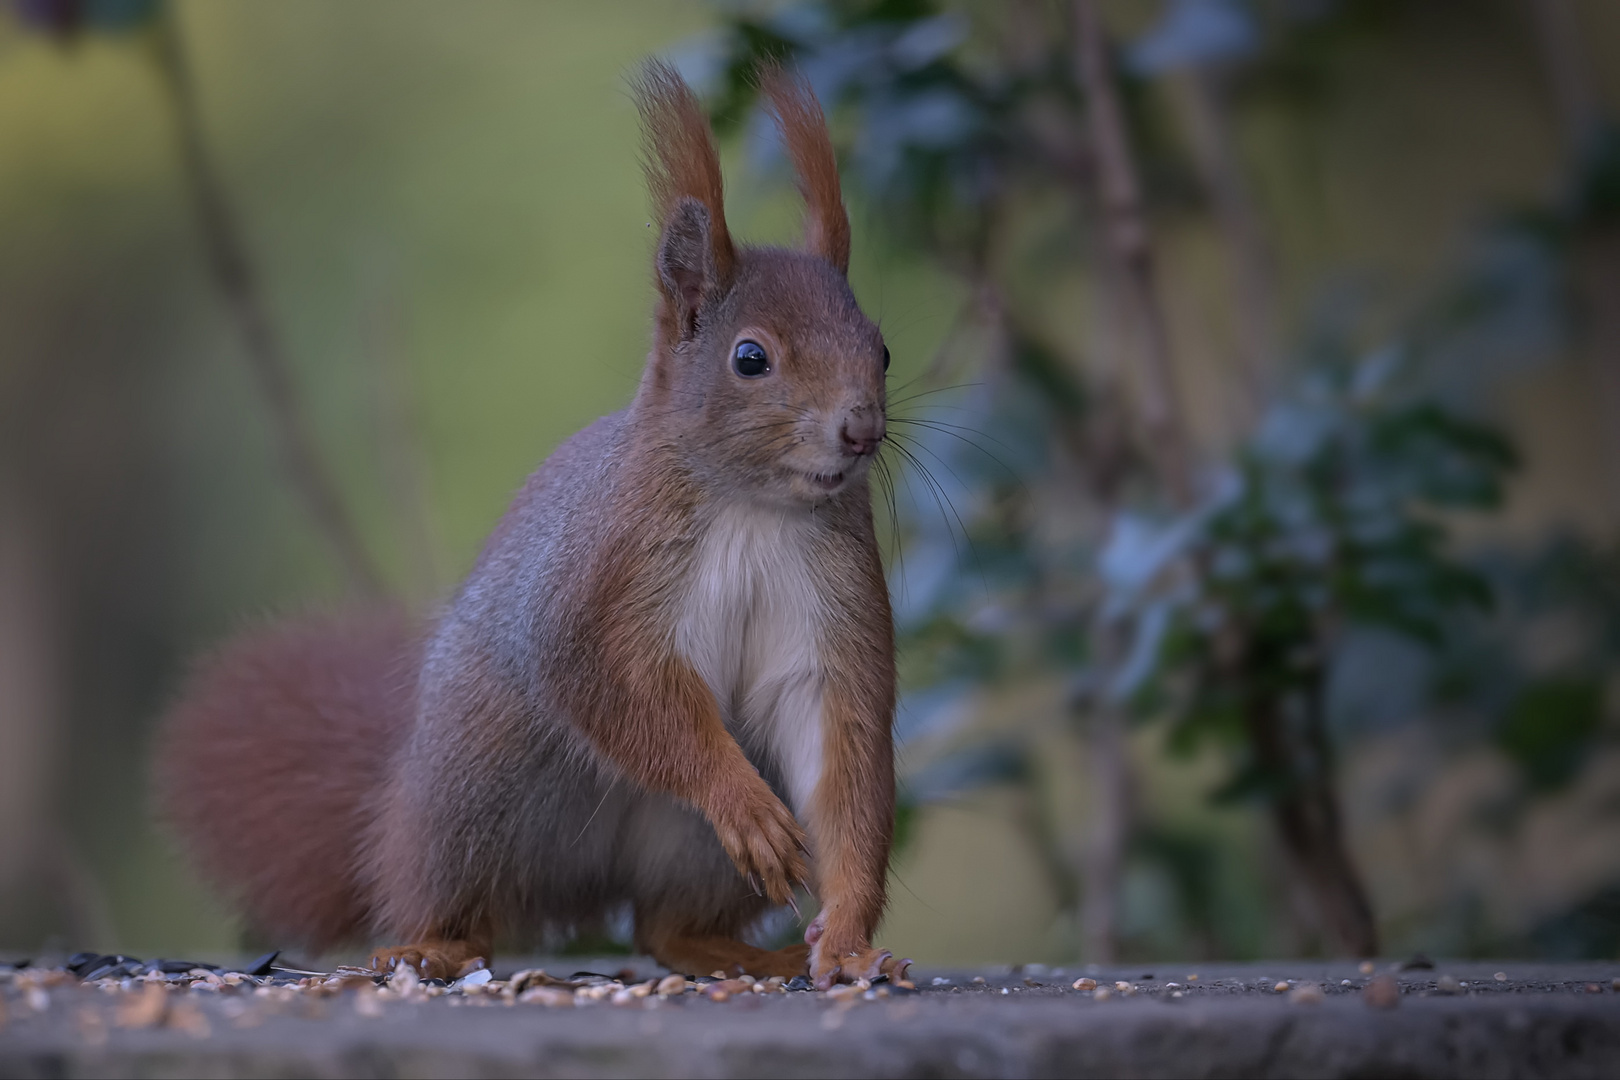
[1,0,1618,966]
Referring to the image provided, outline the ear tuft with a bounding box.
[761,65,850,275]
[633,60,735,305]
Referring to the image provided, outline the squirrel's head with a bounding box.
[634,62,885,507]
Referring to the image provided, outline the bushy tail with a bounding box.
[153,611,418,952]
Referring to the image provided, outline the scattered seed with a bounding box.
[704,979,748,1001]
[655,974,686,996]
[518,986,574,1007]
[1186,974,1199,982]
[114,984,167,1028]
[1359,960,1376,975]
[1436,975,1461,994]
[972,976,986,984]
[1273,981,1290,994]
[1072,978,1097,991]
[168,999,211,1038]
[1584,983,1603,994]
[455,969,494,991]
[1290,983,1325,1006]
[1364,974,1400,1010]
[244,951,279,977]
[1495,972,1509,982]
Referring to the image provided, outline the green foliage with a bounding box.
[1124,348,1519,804]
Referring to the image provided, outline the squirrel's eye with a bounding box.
[882,345,891,372]
[732,340,770,378]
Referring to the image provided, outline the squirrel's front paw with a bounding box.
[710,784,808,905]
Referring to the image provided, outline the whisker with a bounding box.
[887,417,1025,492]
[885,381,984,411]
[885,439,970,575]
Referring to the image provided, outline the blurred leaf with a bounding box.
[902,739,1029,803]
[1494,678,1606,792]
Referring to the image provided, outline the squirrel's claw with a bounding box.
[809,942,900,990]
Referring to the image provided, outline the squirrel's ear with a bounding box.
[657,197,718,337]
[762,66,849,275]
[634,60,735,342]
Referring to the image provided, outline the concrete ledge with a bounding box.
[3,962,1618,1078]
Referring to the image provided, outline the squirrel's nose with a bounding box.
[840,409,885,457]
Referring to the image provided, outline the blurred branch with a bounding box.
[1243,680,1379,956]
[1072,0,1193,505]
[1070,0,1198,963]
[150,6,385,598]
[1077,693,1129,963]
[1526,0,1620,505]
[362,279,444,600]
[1527,0,1602,152]
[1166,67,1276,419]
[0,482,57,936]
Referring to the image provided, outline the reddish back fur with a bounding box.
[153,612,416,950]
[762,67,851,274]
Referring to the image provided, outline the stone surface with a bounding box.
[3,959,1619,1078]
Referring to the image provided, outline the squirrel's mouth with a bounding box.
[805,469,846,492]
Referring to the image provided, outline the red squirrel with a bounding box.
[153,63,902,989]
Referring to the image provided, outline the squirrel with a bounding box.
[152,62,903,989]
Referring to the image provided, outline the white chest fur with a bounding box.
[674,501,826,819]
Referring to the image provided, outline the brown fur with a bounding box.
[154,61,897,984]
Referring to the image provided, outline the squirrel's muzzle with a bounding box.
[839,406,885,458]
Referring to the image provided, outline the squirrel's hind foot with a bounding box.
[370,940,489,982]
[811,945,910,990]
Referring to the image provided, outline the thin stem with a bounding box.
[1072,0,1193,506]
[150,7,385,597]
[1167,66,1276,424]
